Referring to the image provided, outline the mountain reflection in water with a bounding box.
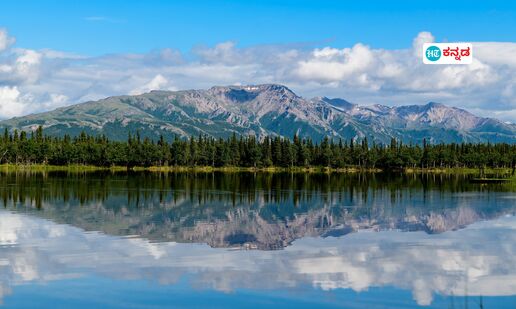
[0,171,515,307]
[1,171,514,250]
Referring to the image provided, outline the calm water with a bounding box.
[0,171,515,308]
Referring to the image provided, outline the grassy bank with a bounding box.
[0,163,513,177]
[0,164,380,173]
[404,167,514,175]
[0,164,127,172]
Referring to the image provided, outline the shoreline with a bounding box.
[0,164,513,175]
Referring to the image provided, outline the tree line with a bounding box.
[0,127,515,171]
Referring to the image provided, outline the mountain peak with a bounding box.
[210,84,294,93]
[425,102,446,109]
[208,84,298,103]
[396,102,447,113]
[208,84,300,103]
[392,101,486,131]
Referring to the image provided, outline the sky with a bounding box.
[0,0,515,121]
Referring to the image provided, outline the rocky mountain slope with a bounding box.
[1,84,514,143]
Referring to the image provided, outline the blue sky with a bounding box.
[1,0,515,55]
[0,1,515,121]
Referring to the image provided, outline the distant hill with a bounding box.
[1,84,515,143]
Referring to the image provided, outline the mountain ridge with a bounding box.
[1,84,515,144]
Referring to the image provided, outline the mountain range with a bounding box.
[1,84,515,143]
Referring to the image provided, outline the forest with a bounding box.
[0,127,515,171]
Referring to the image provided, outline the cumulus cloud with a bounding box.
[130,74,172,95]
[412,31,434,57]
[0,28,515,121]
[0,48,43,86]
[0,86,29,118]
[0,85,66,118]
[0,28,15,52]
[296,44,376,85]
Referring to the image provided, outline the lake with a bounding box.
[0,171,515,308]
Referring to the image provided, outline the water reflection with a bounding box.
[0,171,515,307]
[0,171,514,250]
[0,211,515,306]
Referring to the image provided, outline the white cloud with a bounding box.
[194,41,241,64]
[13,49,42,83]
[0,48,43,85]
[0,86,31,118]
[411,31,434,57]
[0,86,68,119]
[0,28,515,121]
[130,74,171,95]
[296,43,375,84]
[0,28,15,52]
[474,42,516,68]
